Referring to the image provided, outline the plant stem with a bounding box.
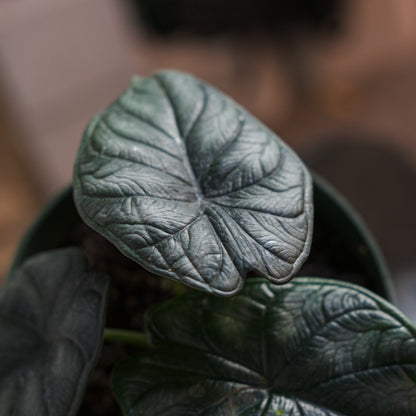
[104,328,148,347]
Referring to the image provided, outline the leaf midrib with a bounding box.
[154,74,205,201]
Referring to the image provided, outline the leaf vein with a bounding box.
[207,144,286,198]
[115,100,176,142]
[86,143,194,187]
[305,362,416,393]
[100,115,182,161]
[199,112,245,183]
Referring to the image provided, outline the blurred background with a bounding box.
[1,0,415,319]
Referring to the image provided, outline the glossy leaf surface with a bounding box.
[112,278,416,415]
[73,70,313,295]
[0,247,109,416]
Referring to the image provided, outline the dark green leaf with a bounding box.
[73,70,313,296]
[112,278,416,415]
[0,247,109,416]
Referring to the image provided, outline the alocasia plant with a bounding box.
[73,71,313,296]
[1,70,415,415]
[112,279,416,416]
[0,248,109,416]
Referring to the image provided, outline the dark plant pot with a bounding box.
[9,175,395,303]
[311,174,394,303]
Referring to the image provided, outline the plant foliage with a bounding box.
[73,71,313,296]
[113,278,416,416]
[0,248,109,416]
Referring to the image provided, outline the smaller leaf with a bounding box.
[0,247,109,416]
[112,278,416,416]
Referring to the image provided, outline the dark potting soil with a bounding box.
[70,214,368,416]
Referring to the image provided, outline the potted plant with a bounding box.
[1,71,414,415]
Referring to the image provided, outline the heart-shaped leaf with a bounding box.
[73,70,313,296]
[0,247,109,416]
[112,278,416,415]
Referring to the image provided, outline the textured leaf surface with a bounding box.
[73,70,313,295]
[0,247,109,416]
[112,278,416,416]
